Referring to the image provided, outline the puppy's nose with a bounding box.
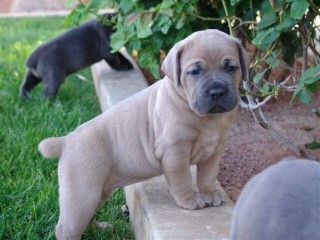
[209,83,227,99]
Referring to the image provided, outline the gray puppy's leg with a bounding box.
[19,70,42,99]
[42,71,65,98]
[104,52,133,71]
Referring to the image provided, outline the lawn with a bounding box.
[0,16,133,239]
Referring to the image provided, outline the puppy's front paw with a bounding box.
[91,218,114,230]
[200,190,223,207]
[176,192,206,210]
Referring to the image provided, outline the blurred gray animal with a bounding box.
[19,16,133,98]
[230,157,320,240]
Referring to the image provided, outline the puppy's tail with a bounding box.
[38,137,64,158]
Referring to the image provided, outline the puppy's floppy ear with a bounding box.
[236,41,250,82]
[161,41,185,87]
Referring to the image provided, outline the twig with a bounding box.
[195,14,242,23]
[279,61,303,73]
[278,76,296,92]
[239,95,273,110]
[234,20,257,28]
[221,0,233,36]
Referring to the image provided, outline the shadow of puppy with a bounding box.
[19,15,133,99]
[230,157,320,240]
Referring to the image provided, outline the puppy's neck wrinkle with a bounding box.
[163,77,189,109]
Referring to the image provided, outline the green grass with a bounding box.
[0,16,133,239]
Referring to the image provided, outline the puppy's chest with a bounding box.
[190,131,221,164]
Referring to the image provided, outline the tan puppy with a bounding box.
[38,29,249,239]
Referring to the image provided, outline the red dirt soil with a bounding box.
[218,93,320,201]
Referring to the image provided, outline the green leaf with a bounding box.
[305,141,320,149]
[263,30,280,45]
[87,0,106,10]
[290,0,309,19]
[161,20,172,34]
[297,88,311,103]
[175,15,186,30]
[138,48,154,67]
[155,15,170,28]
[150,34,164,50]
[140,13,153,28]
[291,65,320,103]
[110,31,127,52]
[265,51,280,68]
[275,14,297,32]
[230,0,241,6]
[149,61,161,79]
[299,65,320,85]
[119,0,134,14]
[260,83,270,94]
[159,8,173,17]
[306,82,319,92]
[258,12,277,29]
[161,0,175,9]
[64,8,84,25]
[137,27,152,38]
[270,0,285,11]
[130,39,141,51]
[65,0,76,8]
[253,69,268,84]
[136,14,153,39]
[252,28,280,47]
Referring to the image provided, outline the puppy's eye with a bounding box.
[188,68,200,76]
[226,65,238,73]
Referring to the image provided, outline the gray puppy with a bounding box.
[230,157,320,240]
[19,16,133,98]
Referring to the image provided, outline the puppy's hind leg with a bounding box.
[42,70,65,98]
[55,167,108,239]
[90,190,114,230]
[19,70,42,99]
[55,185,103,240]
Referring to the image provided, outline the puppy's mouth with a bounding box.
[192,89,238,115]
[209,105,229,114]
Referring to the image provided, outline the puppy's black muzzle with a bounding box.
[192,76,238,115]
[208,82,227,100]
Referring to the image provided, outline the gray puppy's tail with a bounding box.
[38,137,64,158]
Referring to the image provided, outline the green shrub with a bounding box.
[68,0,319,105]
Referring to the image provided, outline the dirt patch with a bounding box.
[218,93,320,201]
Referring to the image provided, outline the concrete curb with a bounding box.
[91,50,148,111]
[91,53,234,239]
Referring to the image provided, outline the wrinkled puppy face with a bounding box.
[162,30,249,116]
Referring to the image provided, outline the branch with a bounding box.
[241,80,317,160]
[221,0,233,36]
[239,95,273,110]
[306,0,320,16]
